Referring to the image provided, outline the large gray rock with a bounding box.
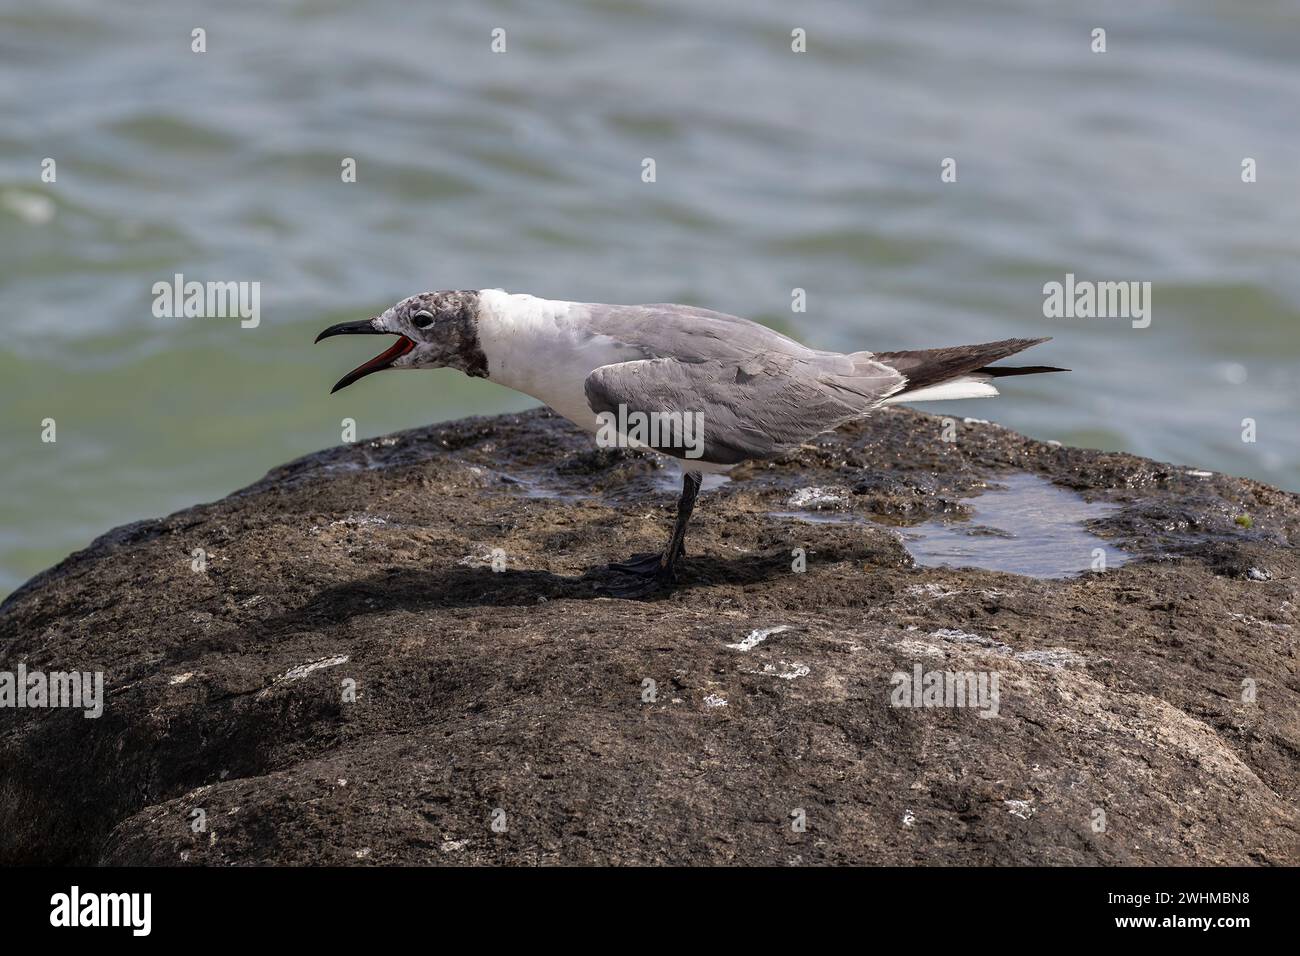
[1,407,1296,864]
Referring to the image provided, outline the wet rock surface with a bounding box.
[1,406,1297,865]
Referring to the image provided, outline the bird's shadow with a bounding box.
[263,547,883,632]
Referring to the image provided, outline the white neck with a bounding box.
[474,290,637,431]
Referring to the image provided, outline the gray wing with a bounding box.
[584,351,904,466]
[571,302,818,365]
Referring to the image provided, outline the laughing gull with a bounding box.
[316,290,1065,593]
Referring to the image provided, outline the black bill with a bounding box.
[316,317,415,393]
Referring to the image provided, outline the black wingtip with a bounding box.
[978,365,1070,378]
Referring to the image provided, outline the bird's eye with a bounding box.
[411,310,435,329]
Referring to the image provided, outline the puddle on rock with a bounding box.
[653,472,731,494]
[898,473,1127,579]
[769,473,1127,578]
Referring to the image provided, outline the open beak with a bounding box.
[315,317,416,394]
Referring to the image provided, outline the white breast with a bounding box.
[474,290,638,434]
[473,290,737,475]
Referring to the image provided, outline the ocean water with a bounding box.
[2,0,1298,597]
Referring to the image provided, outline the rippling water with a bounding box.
[2,0,1298,596]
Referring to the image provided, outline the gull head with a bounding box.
[315,290,485,393]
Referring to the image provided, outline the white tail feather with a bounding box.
[881,374,999,404]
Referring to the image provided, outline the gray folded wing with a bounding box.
[584,351,905,466]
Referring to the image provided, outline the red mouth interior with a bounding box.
[348,334,415,378]
[332,334,416,393]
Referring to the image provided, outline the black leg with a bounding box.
[608,471,703,593]
[665,470,703,564]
